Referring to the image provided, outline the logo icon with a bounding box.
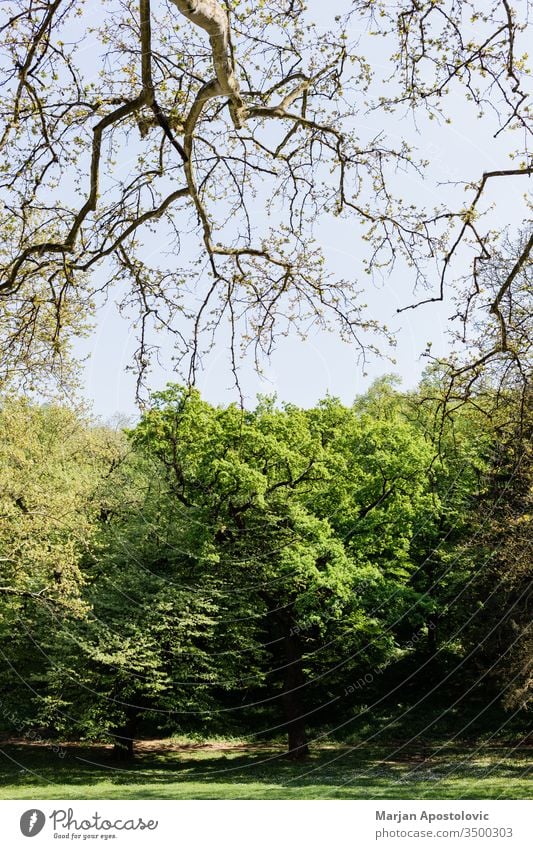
[20,809,46,837]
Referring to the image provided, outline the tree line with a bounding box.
[0,375,530,758]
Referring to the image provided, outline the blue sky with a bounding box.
[72,0,528,419]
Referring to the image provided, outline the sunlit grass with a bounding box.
[0,740,530,799]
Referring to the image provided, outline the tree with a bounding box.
[0,0,530,395]
[460,391,532,711]
[45,447,266,757]
[428,231,533,417]
[3,385,445,756]
[3,382,527,754]
[0,398,115,611]
[129,382,441,757]
[0,398,121,731]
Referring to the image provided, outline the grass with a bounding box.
[0,738,531,799]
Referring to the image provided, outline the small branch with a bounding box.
[490,231,533,351]
[0,585,60,605]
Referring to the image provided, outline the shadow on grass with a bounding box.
[0,741,530,799]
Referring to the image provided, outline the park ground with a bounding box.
[0,738,530,800]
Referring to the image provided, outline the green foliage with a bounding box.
[0,397,123,729]
[1,379,529,752]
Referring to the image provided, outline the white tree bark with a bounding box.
[170,0,247,128]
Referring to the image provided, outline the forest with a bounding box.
[0,0,531,801]
[0,374,530,777]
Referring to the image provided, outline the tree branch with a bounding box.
[170,0,247,128]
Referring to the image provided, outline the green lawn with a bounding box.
[0,739,530,799]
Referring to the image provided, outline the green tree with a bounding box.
[129,382,440,756]
[43,441,268,756]
[0,398,121,732]
[460,395,532,711]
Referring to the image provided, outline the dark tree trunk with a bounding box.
[280,616,310,760]
[427,613,439,656]
[111,709,137,761]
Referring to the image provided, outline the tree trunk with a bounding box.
[281,616,310,760]
[427,613,439,656]
[111,709,137,760]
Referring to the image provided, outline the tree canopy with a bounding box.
[0,0,530,396]
[3,380,527,758]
